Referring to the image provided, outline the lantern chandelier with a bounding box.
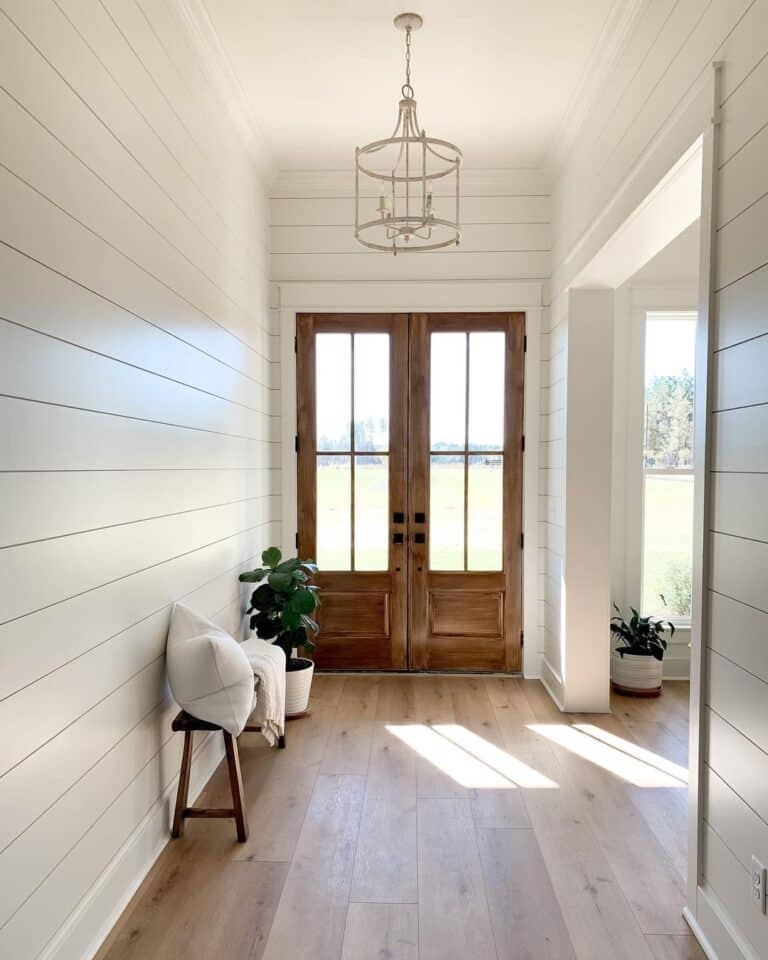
[354,12,462,254]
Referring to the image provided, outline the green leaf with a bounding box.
[251,584,276,609]
[300,614,319,634]
[239,568,266,583]
[288,587,318,614]
[276,558,302,574]
[281,608,301,630]
[254,614,280,640]
[268,571,293,592]
[262,546,282,568]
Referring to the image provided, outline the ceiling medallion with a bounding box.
[354,12,462,254]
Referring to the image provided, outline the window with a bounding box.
[641,312,696,621]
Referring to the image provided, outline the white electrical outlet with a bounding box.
[751,856,766,913]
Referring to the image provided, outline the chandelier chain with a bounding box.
[403,27,414,99]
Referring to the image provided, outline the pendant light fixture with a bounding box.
[354,12,462,254]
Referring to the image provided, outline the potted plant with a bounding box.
[239,547,320,717]
[610,603,675,697]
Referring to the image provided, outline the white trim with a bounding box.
[687,63,721,924]
[41,732,225,960]
[540,656,565,709]
[278,280,544,679]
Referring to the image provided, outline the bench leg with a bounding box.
[171,730,193,839]
[278,734,286,749]
[224,731,249,842]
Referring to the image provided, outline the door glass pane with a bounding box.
[643,474,693,618]
[354,454,389,570]
[317,455,351,569]
[468,454,503,570]
[429,454,464,570]
[354,334,389,452]
[643,315,696,469]
[468,332,505,451]
[316,334,351,451]
[430,333,466,451]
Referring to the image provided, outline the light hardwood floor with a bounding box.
[96,677,704,960]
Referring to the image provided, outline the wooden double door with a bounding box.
[296,312,524,672]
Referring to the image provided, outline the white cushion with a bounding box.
[166,603,255,735]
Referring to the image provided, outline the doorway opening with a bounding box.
[296,312,525,672]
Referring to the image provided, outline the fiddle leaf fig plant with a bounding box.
[610,602,675,661]
[239,547,320,668]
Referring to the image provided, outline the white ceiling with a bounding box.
[200,0,623,170]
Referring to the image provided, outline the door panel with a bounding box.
[297,311,524,672]
[297,314,408,670]
[409,314,524,672]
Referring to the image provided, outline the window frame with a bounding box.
[625,308,697,628]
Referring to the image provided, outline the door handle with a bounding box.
[393,532,404,544]
[414,511,426,523]
[414,532,425,544]
[393,511,405,524]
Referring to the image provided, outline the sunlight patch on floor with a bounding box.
[574,722,688,783]
[385,723,559,789]
[527,723,686,788]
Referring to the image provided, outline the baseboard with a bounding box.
[684,906,721,960]
[39,731,225,960]
[539,657,565,710]
[690,885,757,960]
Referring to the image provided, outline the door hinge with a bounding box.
[520,532,524,549]
[294,435,299,453]
[520,630,524,647]
[523,335,527,352]
[294,335,297,353]
[521,434,526,452]
[295,532,299,549]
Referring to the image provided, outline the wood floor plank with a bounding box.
[320,677,380,775]
[646,934,708,959]
[417,798,497,960]
[477,827,576,959]
[341,903,419,960]
[366,677,418,801]
[470,786,530,828]
[521,749,656,960]
[485,676,554,751]
[351,791,418,903]
[261,774,364,960]
[95,835,288,960]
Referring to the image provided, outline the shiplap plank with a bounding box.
[0,164,275,380]
[0,468,278,548]
[716,192,768,291]
[704,765,768,874]
[715,263,768,350]
[713,334,768,411]
[0,320,275,439]
[707,709,768,824]
[270,250,550,282]
[270,195,551,226]
[0,396,276,472]
[0,497,274,629]
[708,651,768,755]
[0,83,269,349]
[711,405,768,472]
[709,591,768,684]
[719,45,768,166]
[711,473,768,543]
[710,532,768,613]
[702,825,766,959]
[718,120,768,228]
[0,244,277,403]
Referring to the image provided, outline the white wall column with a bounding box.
[561,288,615,711]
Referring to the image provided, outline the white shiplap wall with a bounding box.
[0,2,279,959]
[270,168,552,675]
[549,0,768,955]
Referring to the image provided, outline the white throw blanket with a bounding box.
[240,637,286,747]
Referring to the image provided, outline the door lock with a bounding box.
[414,511,426,523]
[393,511,405,524]
[393,532,404,544]
[414,532,425,544]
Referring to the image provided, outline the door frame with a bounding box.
[277,280,543,678]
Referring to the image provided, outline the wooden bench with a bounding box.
[170,711,285,843]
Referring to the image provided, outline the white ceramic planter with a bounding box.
[611,650,663,696]
[285,658,314,716]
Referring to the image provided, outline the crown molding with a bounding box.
[546,0,649,181]
[168,0,276,181]
[270,167,551,199]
